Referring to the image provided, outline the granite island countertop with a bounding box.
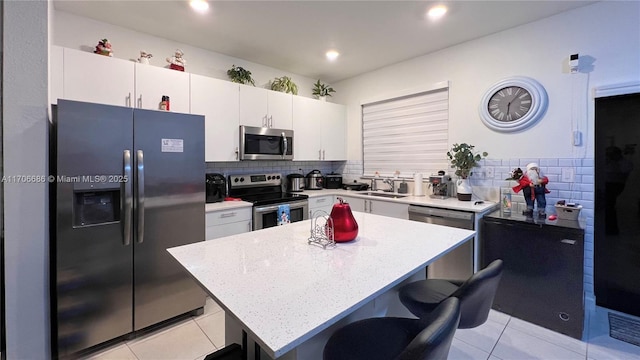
[168,211,475,358]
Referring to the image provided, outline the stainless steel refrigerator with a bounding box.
[50,100,206,357]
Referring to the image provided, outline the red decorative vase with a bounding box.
[328,197,359,242]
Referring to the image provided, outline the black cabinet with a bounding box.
[481,210,585,339]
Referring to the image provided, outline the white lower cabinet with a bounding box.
[309,195,335,217]
[338,196,408,219]
[206,207,252,240]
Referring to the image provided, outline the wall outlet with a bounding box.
[485,167,495,179]
[562,167,575,182]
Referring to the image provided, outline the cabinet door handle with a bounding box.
[247,222,252,232]
[138,94,143,108]
[368,200,372,213]
[235,147,239,160]
[269,115,273,128]
[319,149,322,160]
[364,200,368,213]
[322,150,325,160]
[560,239,576,245]
[220,212,237,218]
[127,92,132,107]
[317,198,326,203]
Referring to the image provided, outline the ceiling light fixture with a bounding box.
[326,50,340,62]
[190,0,209,13]
[427,5,447,19]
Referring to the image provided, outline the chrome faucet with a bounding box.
[370,178,377,191]
[382,178,395,192]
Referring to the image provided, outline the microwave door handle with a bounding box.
[281,132,288,159]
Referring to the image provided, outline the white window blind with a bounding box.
[362,87,449,177]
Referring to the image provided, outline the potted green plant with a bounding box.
[312,80,336,100]
[446,143,488,201]
[227,65,255,86]
[270,76,298,95]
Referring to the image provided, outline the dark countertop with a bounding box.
[483,209,585,231]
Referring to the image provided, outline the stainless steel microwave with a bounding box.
[239,125,294,160]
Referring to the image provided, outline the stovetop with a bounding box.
[239,192,309,207]
[228,172,309,206]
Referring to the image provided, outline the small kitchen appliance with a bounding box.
[429,171,452,199]
[305,169,324,190]
[228,173,309,230]
[239,125,294,161]
[342,182,370,191]
[328,197,359,242]
[287,173,305,192]
[206,173,226,203]
[324,172,343,189]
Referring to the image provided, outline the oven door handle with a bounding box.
[254,200,308,214]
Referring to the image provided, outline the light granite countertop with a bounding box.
[205,188,497,213]
[168,211,475,358]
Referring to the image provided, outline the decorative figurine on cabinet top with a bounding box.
[166,49,186,71]
[511,163,550,218]
[138,50,153,64]
[94,38,113,57]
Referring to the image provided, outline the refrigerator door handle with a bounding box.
[123,150,133,246]
[136,150,145,243]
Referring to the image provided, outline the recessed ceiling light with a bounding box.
[427,5,447,19]
[190,0,209,13]
[326,50,340,62]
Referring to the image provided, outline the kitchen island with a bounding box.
[168,211,475,359]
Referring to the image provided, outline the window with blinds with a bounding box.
[362,87,449,178]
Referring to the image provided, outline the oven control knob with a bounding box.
[276,175,280,179]
[240,177,244,182]
[234,178,239,183]
[267,176,272,180]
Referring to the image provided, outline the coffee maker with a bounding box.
[206,173,226,203]
[429,171,451,199]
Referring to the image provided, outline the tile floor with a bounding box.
[86,299,640,360]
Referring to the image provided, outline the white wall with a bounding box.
[3,0,51,358]
[53,10,319,98]
[333,1,640,161]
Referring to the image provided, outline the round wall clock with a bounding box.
[478,76,548,132]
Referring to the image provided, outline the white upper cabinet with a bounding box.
[292,96,323,160]
[134,63,190,113]
[292,96,346,161]
[59,46,135,107]
[54,46,190,112]
[320,102,347,161]
[191,74,240,161]
[239,85,293,129]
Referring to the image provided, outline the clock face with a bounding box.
[479,77,548,133]
[487,86,532,122]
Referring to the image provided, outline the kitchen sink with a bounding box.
[364,192,410,199]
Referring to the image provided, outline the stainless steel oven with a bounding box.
[253,199,309,230]
[239,125,294,160]
[228,173,309,231]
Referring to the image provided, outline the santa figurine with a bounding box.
[512,162,550,218]
[166,49,186,71]
[94,38,113,57]
[138,50,153,64]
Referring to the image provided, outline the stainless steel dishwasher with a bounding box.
[408,205,474,281]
